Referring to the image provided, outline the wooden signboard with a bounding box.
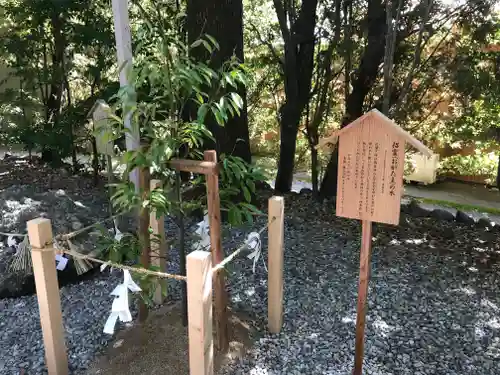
[317,109,432,375]
[336,113,405,225]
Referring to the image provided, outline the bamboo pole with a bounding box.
[28,218,68,375]
[353,220,373,375]
[204,150,229,351]
[268,196,285,334]
[187,251,214,375]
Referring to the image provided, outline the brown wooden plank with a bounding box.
[335,114,405,225]
[28,218,69,375]
[353,220,373,375]
[187,250,214,375]
[169,159,219,175]
[204,150,229,351]
[268,196,285,334]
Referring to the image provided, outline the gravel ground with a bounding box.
[0,215,190,375]
[220,195,500,375]
[1,160,500,375]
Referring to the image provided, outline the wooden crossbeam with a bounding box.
[169,159,219,175]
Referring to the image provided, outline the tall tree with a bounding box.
[272,0,320,193]
[186,0,251,162]
[320,0,387,198]
[318,0,497,198]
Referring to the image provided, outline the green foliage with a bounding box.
[0,0,115,162]
[219,155,266,225]
[439,152,498,183]
[107,28,248,215]
[101,20,261,305]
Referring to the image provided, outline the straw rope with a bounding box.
[212,216,275,273]
[58,247,187,281]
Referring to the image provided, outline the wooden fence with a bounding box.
[27,196,285,375]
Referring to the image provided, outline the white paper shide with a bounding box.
[103,270,142,335]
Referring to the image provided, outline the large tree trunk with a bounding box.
[186,0,251,163]
[273,0,319,193]
[275,103,301,191]
[319,0,387,199]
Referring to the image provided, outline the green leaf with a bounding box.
[190,39,203,48]
[247,179,256,193]
[230,92,244,109]
[197,104,209,122]
[211,106,224,125]
[242,185,251,202]
[205,34,220,50]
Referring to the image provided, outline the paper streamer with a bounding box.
[114,226,123,242]
[246,232,266,273]
[55,254,69,271]
[103,270,142,335]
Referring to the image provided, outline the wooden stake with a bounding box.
[268,196,285,334]
[187,251,214,375]
[28,218,68,375]
[150,179,167,304]
[138,167,151,321]
[353,220,373,375]
[204,150,229,352]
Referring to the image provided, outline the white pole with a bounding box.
[111,0,139,188]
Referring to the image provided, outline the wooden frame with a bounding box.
[172,151,229,351]
[28,194,286,375]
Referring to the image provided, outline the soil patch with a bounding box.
[85,303,257,375]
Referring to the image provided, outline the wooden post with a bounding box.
[187,251,214,375]
[353,220,373,375]
[150,179,167,304]
[138,167,151,321]
[268,196,285,334]
[204,150,229,351]
[28,218,68,375]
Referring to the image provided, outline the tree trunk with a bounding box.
[272,0,319,193]
[274,103,301,193]
[186,0,251,163]
[311,147,319,196]
[319,0,387,199]
[41,10,65,164]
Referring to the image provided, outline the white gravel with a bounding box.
[1,197,500,374]
[220,210,500,375]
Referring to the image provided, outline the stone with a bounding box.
[430,209,455,222]
[477,217,494,228]
[456,210,475,225]
[406,200,431,217]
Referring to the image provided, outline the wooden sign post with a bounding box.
[318,109,432,375]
